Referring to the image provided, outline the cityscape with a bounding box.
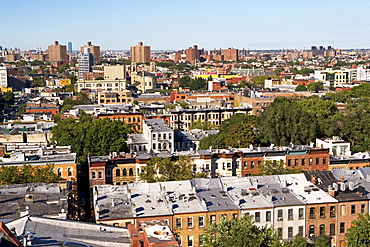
[1,1,370,247]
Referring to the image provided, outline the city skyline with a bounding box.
[1,0,370,51]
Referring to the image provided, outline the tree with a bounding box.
[189,119,217,130]
[2,91,15,108]
[313,235,330,247]
[139,156,194,182]
[282,235,309,247]
[203,214,279,247]
[346,213,370,247]
[295,85,307,91]
[31,77,46,87]
[57,63,69,73]
[255,160,302,176]
[0,164,60,185]
[16,104,26,116]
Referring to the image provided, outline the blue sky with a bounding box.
[1,0,369,51]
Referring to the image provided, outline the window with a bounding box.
[122,168,127,176]
[98,171,103,179]
[188,217,193,228]
[330,223,335,236]
[330,206,336,217]
[320,224,325,235]
[341,205,346,216]
[288,227,293,238]
[323,157,327,165]
[169,133,172,139]
[153,143,156,150]
[351,205,356,215]
[299,208,304,219]
[57,168,62,177]
[309,225,315,236]
[68,167,73,177]
[210,215,216,223]
[295,159,298,166]
[92,171,96,179]
[320,207,325,218]
[177,236,182,246]
[255,212,261,222]
[277,228,283,238]
[251,161,255,169]
[361,204,366,214]
[316,157,320,165]
[188,235,193,247]
[176,218,182,228]
[310,207,315,219]
[163,133,166,139]
[266,211,271,222]
[340,222,345,233]
[199,234,204,246]
[287,159,291,167]
[243,162,248,169]
[158,134,161,139]
[278,209,283,221]
[298,226,304,236]
[129,168,134,176]
[309,158,313,166]
[198,216,204,227]
[232,213,238,219]
[288,209,293,220]
[302,159,305,166]
[152,134,156,140]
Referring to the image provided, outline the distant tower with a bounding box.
[68,42,73,54]
[47,41,69,67]
[130,42,151,63]
[81,41,100,64]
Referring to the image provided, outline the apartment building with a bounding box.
[0,65,8,88]
[130,42,151,63]
[47,41,69,66]
[80,41,101,64]
[77,80,127,92]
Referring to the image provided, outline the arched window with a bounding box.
[57,168,62,177]
[129,168,134,176]
[116,169,120,177]
[122,168,127,176]
[92,171,96,179]
[67,167,73,177]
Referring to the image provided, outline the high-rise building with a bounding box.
[78,47,94,80]
[185,45,204,63]
[81,41,100,64]
[0,65,8,88]
[47,41,69,67]
[130,42,151,63]
[221,48,239,61]
[67,42,73,54]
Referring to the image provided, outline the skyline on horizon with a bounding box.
[2,0,370,51]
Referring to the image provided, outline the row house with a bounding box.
[169,107,252,131]
[94,175,350,247]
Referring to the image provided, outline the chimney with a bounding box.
[328,186,336,197]
[54,41,59,46]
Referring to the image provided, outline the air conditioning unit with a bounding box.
[278,217,283,221]
[310,233,315,237]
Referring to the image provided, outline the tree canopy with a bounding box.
[203,214,279,247]
[346,213,370,247]
[0,164,60,185]
[178,76,207,91]
[139,156,196,182]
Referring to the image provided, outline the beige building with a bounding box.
[77,80,127,92]
[104,65,126,80]
[98,90,134,104]
[47,41,69,66]
[81,41,101,63]
[130,42,150,63]
[130,71,157,92]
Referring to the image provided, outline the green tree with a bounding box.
[346,213,370,247]
[251,75,281,88]
[255,160,302,176]
[57,63,69,73]
[282,235,309,247]
[2,91,15,108]
[31,77,46,87]
[189,119,217,130]
[313,235,330,247]
[203,214,279,247]
[307,82,323,91]
[139,156,194,182]
[16,104,26,116]
[0,166,20,184]
[295,85,307,91]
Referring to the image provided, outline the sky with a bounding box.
[1,0,370,51]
